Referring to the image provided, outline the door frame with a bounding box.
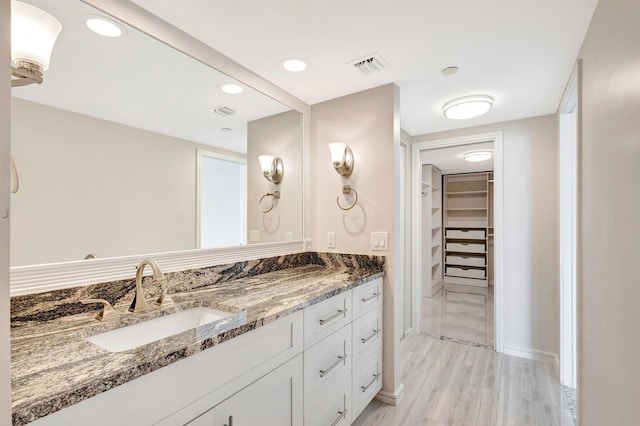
[411,131,504,353]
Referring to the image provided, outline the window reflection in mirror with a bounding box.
[10,0,303,266]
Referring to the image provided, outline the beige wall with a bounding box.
[247,110,303,243]
[578,0,640,423]
[310,84,403,397]
[414,114,560,356]
[11,98,244,266]
[1,0,10,420]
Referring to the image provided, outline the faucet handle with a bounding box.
[155,280,182,307]
[81,299,119,321]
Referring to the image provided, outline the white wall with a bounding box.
[1,0,11,421]
[247,110,303,243]
[413,114,560,357]
[11,98,244,266]
[578,0,640,423]
[310,84,403,399]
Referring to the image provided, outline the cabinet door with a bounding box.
[214,354,303,426]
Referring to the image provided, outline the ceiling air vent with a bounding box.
[348,52,390,75]
[211,105,238,117]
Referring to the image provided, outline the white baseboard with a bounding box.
[403,327,414,338]
[375,384,405,406]
[503,343,558,364]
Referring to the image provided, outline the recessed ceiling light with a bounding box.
[463,150,493,162]
[282,58,306,72]
[84,16,124,38]
[441,66,459,76]
[221,83,243,94]
[221,127,232,132]
[443,95,493,119]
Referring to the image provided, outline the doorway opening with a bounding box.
[412,132,504,352]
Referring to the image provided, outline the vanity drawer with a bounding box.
[352,277,383,319]
[304,291,352,349]
[446,266,486,279]
[445,229,485,240]
[352,348,382,420]
[304,375,352,426]
[303,324,352,415]
[446,241,485,254]
[446,254,485,267]
[352,306,382,367]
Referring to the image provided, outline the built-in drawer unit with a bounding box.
[445,241,485,254]
[352,348,382,419]
[445,228,485,240]
[352,278,383,319]
[304,375,352,426]
[304,290,352,349]
[303,323,352,414]
[446,254,486,268]
[352,306,383,367]
[446,266,486,280]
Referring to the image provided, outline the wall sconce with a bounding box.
[328,143,354,177]
[258,155,284,184]
[11,1,62,87]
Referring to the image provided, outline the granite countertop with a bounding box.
[10,260,383,425]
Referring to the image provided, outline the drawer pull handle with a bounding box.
[361,328,381,344]
[320,354,347,378]
[330,409,348,426]
[361,292,381,303]
[461,229,469,232]
[361,373,381,392]
[461,243,469,246]
[319,309,348,325]
[224,415,233,426]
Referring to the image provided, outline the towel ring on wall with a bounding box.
[10,156,19,194]
[337,185,358,211]
[259,191,280,213]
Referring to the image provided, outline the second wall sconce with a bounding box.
[258,155,284,184]
[328,143,354,177]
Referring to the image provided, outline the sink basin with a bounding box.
[85,307,237,352]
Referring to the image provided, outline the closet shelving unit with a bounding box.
[421,164,443,297]
[443,172,491,287]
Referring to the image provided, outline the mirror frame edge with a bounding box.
[9,0,312,296]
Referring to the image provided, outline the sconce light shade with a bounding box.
[328,143,354,177]
[258,155,284,184]
[11,1,62,86]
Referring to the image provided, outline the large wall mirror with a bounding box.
[10,0,304,268]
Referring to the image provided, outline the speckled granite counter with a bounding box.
[10,252,384,425]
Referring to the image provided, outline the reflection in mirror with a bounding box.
[10,0,303,267]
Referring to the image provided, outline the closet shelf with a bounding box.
[445,190,487,195]
[445,207,487,211]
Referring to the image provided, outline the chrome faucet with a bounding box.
[129,259,165,313]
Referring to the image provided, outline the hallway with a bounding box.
[353,333,574,425]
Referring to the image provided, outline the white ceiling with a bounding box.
[12,0,289,154]
[420,141,494,175]
[129,0,598,137]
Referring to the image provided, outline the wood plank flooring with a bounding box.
[353,334,574,426]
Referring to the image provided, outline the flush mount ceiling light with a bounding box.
[441,66,459,76]
[282,58,307,72]
[85,15,124,37]
[10,1,62,87]
[463,150,494,162]
[443,95,494,120]
[221,83,243,94]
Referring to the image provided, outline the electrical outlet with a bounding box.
[327,232,336,249]
[370,232,389,251]
[285,231,293,241]
[249,230,260,244]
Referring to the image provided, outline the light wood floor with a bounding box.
[353,334,574,426]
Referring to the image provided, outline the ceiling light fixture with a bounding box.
[282,58,307,72]
[84,16,124,38]
[443,95,494,119]
[221,83,243,94]
[10,1,62,87]
[463,150,494,162]
[441,66,459,76]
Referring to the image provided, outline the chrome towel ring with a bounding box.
[337,185,358,211]
[259,191,280,213]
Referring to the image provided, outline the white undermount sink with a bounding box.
[85,307,236,353]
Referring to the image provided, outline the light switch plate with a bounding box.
[249,230,260,244]
[370,232,389,251]
[327,232,336,249]
[285,231,293,241]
